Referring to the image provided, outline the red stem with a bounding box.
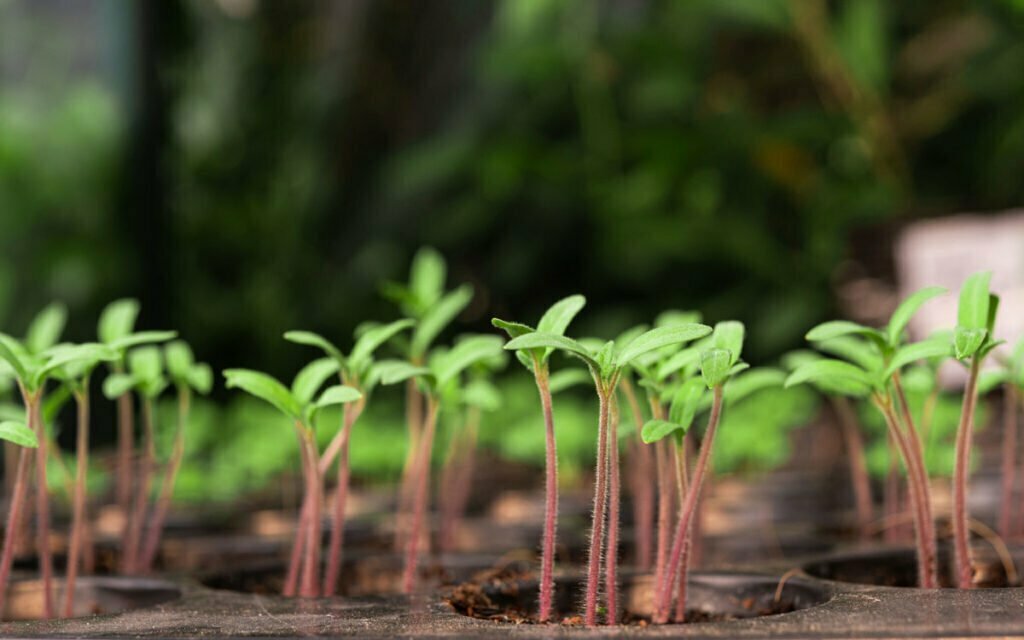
[323,400,362,596]
[832,397,873,540]
[603,394,621,625]
[534,368,559,622]
[583,387,611,626]
[0,443,31,618]
[123,398,155,575]
[653,386,723,625]
[395,379,423,551]
[63,390,90,617]
[139,388,191,573]
[883,434,901,543]
[953,357,982,588]
[282,473,312,597]
[28,393,54,619]
[402,398,439,594]
[652,438,672,607]
[299,426,322,598]
[116,388,134,558]
[999,385,1017,539]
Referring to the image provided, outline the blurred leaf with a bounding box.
[98,299,140,344]
[224,369,302,419]
[0,421,36,448]
[25,303,67,355]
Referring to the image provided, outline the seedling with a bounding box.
[0,402,38,618]
[950,271,1001,588]
[978,337,1024,538]
[43,343,120,616]
[786,285,950,588]
[382,248,473,549]
[138,341,213,573]
[224,366,362,597]
[283,318,413,596]
[504,321,711,626]
[493,294,585,622]
[377,334,505,593]
[97,298,176,570]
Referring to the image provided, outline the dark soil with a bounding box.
[803,544,1022,588]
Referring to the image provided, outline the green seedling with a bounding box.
[43,343,120,616]
[504,321,711,626]
[492,294,585,622]
[138,341,212,574]
[950,271,1001,588]
[97,298,177,569]
[283,318,413,596]
[103,346,171,575]
[382,248,474,550]
[0,396,38,619]
[786,285,950,588]
[638,322,751,624]
[0,302,72,620]
[377,334,505,594]
[224,366,362,598]
[978,337,1024,538]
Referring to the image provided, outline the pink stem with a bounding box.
[953,357,982,588]
[652,437,671,606]
[63,390,90,617]
[282,483,311,597]
[534,369,559,622]
[395,379,423,551]
[28,394,54,619]
[123,398,155,575]
[0,444,31,618]
[583,387,611,627]
[832,397,873,540]
[116,389,134,561]
[999,385,1017,539]
[620,379,653,571]
[603,395,621,625]
[653,386,723,625]
[402,398,439,594]
[298,427,322,598]
[323,401,362,596]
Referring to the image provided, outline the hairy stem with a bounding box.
[0,442,31,618]
[953,357,982,588]
[604,394,621,625]
[892,374,937,572]
[650,400,671,606]
[653,386,723,625]
[63,389,91,617]
[395,379,423,550]
[999,385,1017,539]
[139,387,191,573]
[298,425,322,598]
[533,367,559,622]
[402,398,439,594]
[583,387,611,627]
[832,397,873,540]
[323,400,363,596]
[620,378,653,571]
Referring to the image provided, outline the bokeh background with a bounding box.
[3,0,1024,502]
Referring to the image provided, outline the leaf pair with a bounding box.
[954,271,1000,360]
[378,334,506,393]
[492,294,586,371]
[223,367,362,428]
[285,318,415,387]
[165,342,214,394]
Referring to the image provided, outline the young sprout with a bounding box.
[950,271,1001,588]
[224,366,362,597]
[0,400,38,618]
[378,334,505,594]
[0,302,71,619]
[138,341,213,573]
[382,248,473,549]
[96,298,177,570]
[493,294,585,622]
[642,321,749,624]
[786,286,950,588]
[42,343,120,616]
[978,337,1024,538]
[505,321,711,626]
[283,318,413,596]
[103,347,170,575]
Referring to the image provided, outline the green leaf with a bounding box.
[98,298,140,344]
[129,347,163,382]
[504,332,596,366]
[188,363,214,394]
[433,335,505,386]
[38,343,118,380]
[668,378,705,432]
[107,331,178,352]
[641,419,681,444]
[25,303,67,354]
[412,284,473,358]
[376,360,432,386]
[814,336,882,372]
[462,379,502,411]
[283,331,345,365]
[957,271,992,330]
[224,369,302,419]
[656,346,701,381]
[886,286,946,346]
[728,362,750,376]
[492,318,534,339]
[978,370,1012,395]
[314,384,363,409]
[701,348,732,388]
[806,320,885,344]
[349,319,415,371]
[719,368,785,407]
[536,294,586,337]
[953,327,987,361]
[164,341,195,380]
[102,373,137,399]
[784,359,873,396]
[883,339,952,379]
[549,368,592,393]
[0,333,30,382]
[615,323,712,368]
[710,321,745,366]
[409,247,446,311]
[0,421,37,448]
[291,358,341,405]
